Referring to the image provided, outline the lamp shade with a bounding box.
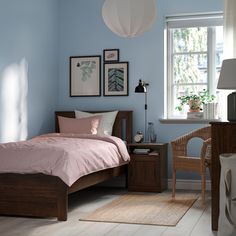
[217,58,236,89]
[102,0,157,38]
[135,79,146,93]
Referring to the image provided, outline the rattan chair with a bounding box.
[171,126,211,204]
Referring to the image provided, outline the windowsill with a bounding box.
[159,118,221,124]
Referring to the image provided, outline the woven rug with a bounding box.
[79,192,198,226]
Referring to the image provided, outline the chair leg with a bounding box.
[201,169,206,206]
[172,170,176,198]
[208,165,212,180]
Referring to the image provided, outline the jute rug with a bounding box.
[79,192,198,226]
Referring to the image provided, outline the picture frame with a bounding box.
[103,49,119,62]
[70,55,101,97]
[103,62,129,96]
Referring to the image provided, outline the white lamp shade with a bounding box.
[102,0,157,38]
[217,58,236,89]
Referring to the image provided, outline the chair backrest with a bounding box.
[171,126,211,157]
[184,126,211,143]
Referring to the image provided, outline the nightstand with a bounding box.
[127,143,168,192]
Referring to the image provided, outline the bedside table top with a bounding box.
[128,143,168,148]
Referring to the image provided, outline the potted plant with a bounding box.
[176,89,215,112]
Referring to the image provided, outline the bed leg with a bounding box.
[125,166,128,189]
[57,194,68,221]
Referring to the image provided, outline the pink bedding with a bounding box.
[0,133,130,186]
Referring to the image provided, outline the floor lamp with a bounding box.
[135,79,149,141]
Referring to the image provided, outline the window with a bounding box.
[166,13,223,118]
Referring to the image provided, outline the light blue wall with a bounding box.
[0,0,59,141]
[58,0,223,179]
[0,0,223,180]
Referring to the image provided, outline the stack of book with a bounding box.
[133,149,150,154]
[187,112,203,119]
[148,150,159,156]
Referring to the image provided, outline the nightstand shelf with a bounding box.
[127,143,168,192]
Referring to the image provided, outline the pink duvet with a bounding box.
[0,133,130,186]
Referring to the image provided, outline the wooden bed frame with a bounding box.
[0,110,132,221]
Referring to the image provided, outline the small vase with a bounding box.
[203,103,218,119]
[147,122,157,143]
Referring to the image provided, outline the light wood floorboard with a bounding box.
[190,198,217,236]
[0,187,216,236]
[134,225,167,236]
[105,223,141,236]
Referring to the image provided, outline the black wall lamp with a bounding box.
[135,79,149,141]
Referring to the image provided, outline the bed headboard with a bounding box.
[55,111,133,144]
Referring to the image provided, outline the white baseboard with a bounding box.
[98,176,211,191]
[168,179,211,191]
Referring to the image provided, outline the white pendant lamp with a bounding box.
[102,0,157,38]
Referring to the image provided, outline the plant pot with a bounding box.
[188,99,201,112]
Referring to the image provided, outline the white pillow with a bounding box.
[74,110,118,135]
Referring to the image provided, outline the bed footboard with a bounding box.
[0,173,68,221]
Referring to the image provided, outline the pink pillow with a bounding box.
[58,115,101,134]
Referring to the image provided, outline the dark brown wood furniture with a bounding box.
[127,143,168,192]
[211,122,236,230]
[0,110,132,221]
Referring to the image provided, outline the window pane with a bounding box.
[173,54,208,84]
[173,27,207,53]
[215,26,223,85]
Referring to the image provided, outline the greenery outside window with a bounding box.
[166,13,223,119]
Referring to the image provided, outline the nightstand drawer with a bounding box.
[128,157,160,191]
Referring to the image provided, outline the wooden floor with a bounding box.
[0,187,216,236]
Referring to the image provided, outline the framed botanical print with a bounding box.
[103,62,129,96]
[103,49,119,62]
[70,55,101,97]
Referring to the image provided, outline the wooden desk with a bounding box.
[211,122,236,230]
